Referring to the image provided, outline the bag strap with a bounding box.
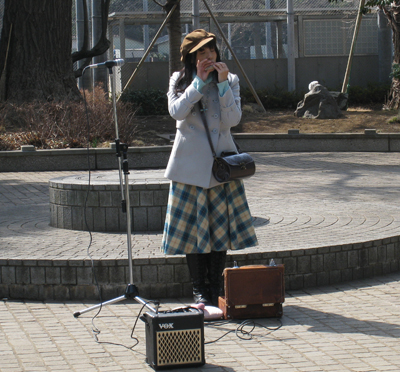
[198,100,241,157]
[198,100,217,158]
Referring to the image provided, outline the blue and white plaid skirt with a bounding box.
[161,180,258,255]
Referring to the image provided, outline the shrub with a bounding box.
[347,83,390,106]
[120,88,169,116]
[241,87,305,109]
[118,83,389,116]
[243,83,390,109]
[0,85,138,150]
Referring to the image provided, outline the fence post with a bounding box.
[192,0,200,29]
[287,0,296,92]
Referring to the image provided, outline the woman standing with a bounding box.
[161,29,258,306]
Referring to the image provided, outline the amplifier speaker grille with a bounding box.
[157,329,202,366]
[142,309,205,370]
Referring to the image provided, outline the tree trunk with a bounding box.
[165,0,182,76]
[0,0,81,103]
[383,6,400,109]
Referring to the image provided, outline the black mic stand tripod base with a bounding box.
[73,64,156,318]
[73,283,144,318]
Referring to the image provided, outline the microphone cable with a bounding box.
[80,66,105,337]
[79,67,159,350]
[204,318,283,344]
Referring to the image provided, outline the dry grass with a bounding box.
[1,99,399,151]
[0,86,138,151]
[236,104,400,134]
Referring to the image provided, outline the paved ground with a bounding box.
[2,152,400,259]
[1,273,400,372]
[1,152,400,371]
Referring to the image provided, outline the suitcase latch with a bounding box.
[263,303,274,307]
[234,305,247,309]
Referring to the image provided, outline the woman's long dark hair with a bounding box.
[174,39,221,94]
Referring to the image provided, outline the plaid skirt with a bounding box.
[161,180,258,255]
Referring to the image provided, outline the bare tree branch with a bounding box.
[72,0,111,67]
[74,57,92,78]
[152,0,166,8]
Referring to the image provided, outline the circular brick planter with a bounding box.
[49,170,169,232]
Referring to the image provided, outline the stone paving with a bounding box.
[1,273,400,371]
[2,152,400,260]
[1,152,400,371]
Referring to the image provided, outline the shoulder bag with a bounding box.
[198,101,255,183]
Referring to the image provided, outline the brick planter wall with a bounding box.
[49,173,170,232]
[1,236,399,301]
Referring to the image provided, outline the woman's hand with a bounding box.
[196,58,214,82]
[213,62,229,83]
[196,59,229,83]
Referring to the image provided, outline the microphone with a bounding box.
[87,59,125,69]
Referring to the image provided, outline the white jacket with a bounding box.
[164,71,242,189]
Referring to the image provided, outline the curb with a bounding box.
[2,132,400,172]
[1,236,399,301]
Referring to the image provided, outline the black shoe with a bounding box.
[186,254,211,305]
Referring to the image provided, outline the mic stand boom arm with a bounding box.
[73,62,156,317]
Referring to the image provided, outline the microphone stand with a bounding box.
[74,61,156,317]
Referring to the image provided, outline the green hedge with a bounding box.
[120,83,390,115]
[120,88,169,116]
[347,83,390,106]
[241,88,305,109]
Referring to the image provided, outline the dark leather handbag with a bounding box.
[198,101,255,183]
[212,152,255,183]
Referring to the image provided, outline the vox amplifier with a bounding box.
[141,308,205,370]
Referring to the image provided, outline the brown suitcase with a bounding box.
[218,264,285,319]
